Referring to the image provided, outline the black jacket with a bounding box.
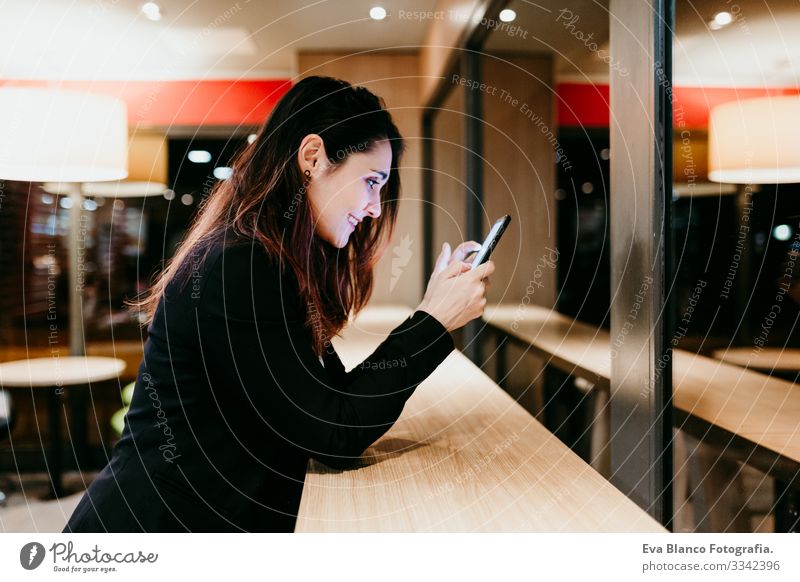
[64,234,454,532]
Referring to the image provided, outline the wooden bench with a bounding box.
[483,303,800,532]
[296,306,664,532]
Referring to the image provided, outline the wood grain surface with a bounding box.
[484,304,800,467]
[296,306,664,532]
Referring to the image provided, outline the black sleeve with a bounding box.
[196,242,454,468]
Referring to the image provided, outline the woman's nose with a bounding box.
[365,194,381,218]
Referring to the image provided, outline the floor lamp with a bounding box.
[0,88,129,356]
[43,130,169,330]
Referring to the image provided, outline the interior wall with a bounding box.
[480,52,557,417]
[297,51,424,307]
[419,0,484,105]
[482,52,557,307]
[431,86,467,277]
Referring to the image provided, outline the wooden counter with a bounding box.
[711,347,800,373]
[483,304,611,388]
[483,304,800,479]
[296,306,664,532]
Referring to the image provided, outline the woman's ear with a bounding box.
[297,134,329,177]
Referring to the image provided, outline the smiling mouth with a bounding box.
[347,214,360,227]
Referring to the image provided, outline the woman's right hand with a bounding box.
[415,242,495,332]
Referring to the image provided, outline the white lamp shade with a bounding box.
[708,95,800,184]
[0,88,128,182]
[51,131,168,197]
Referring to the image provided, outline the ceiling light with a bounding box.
[369,6,387,20]
[499,9,516,23]
[773,224,792,241]
[213,166,233,180]
[142,2,162,21]
[187,150,212,164]
[181,193,194,206]
[709,11,732,30]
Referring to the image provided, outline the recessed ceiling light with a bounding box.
[187,150,212,164]
[499,9,516,23]
[369,6,387,20]
[142,2,162,22]
[181,193,194,206]
[709,11,732,30]
[213,167,233,180]
[773,224,792,241]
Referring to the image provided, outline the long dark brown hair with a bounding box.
[131,76,404,356]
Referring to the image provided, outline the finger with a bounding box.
[472,260,495,279]
[451,241,482,263]
[432,242,452,276]
[444,259,472,278]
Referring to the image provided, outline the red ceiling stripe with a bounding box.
[557,81,800,129]
[557,82,610,128]
[2,78,798,130]
[0,79,292,127]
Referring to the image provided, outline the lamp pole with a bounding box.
[67,183,86,357]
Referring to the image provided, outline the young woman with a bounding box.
[64,76,494,533]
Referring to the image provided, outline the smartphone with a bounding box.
[466,214,511,269]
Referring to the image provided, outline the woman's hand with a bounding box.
[449,240,483,267]
[416,242,495,332]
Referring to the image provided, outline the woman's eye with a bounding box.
[367,178,380,190]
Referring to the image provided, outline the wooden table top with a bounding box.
[484,304,611,385]
[672,351,800,467]
[296,306,664,532]
[0,356,126,388]
[483,304,800,469]
[711,347,800,373]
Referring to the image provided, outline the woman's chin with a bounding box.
[327,234,349,249]
[316,228,350,248]
[337,227,354,247]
